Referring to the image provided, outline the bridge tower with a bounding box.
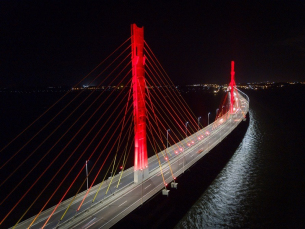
[229,61,236,113]
[131,24,149,183]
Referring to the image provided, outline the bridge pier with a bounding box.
[171,181,178,189]
[162,189,170,196]
[134,167,149,183]
[131,24,148,175]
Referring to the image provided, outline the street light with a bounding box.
[185,121,188,138]
[85,160,89,190]
[208,112,211,125]
[166,129,170,149]
[197,116,201,131]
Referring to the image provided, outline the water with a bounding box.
[175,86,305,228]
[1,86,305,228]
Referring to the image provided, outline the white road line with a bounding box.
[144,184,151,189]
[118,201,127,207]
[84,200,92,205]
[82,217,97,229]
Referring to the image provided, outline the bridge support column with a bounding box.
[134,168,149,183]
[171,181,178,189]
[229,61,236,114]
[131,24,149,183]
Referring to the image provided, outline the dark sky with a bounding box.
[1,0,305,86]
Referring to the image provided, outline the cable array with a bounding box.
[0,37,135,228]
[0,35,227,229]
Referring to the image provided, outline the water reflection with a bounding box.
[175,108,261,228]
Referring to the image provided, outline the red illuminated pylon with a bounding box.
[229,61,236,113]
[131,24,148,181]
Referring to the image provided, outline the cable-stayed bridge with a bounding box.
[0,24,249,229]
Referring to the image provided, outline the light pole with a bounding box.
[85,160,88,190]
[185,121,188,138]
[208,112,211,125]
[166,129,170,149]
[197,116,201,131]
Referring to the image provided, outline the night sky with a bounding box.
[1,1,305,87]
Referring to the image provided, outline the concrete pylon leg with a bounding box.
[131,24,148,173]
[134,167,149,183]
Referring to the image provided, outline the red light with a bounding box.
[229,61,236,114]
[132,24,148,171]
[120,166,123,170]
[175,151,178,154]
[165,157,168,161]
[179,148,183,151]
[187,143,190,146]
[191,141,194,144]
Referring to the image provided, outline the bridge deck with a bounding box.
[13,90,249,229]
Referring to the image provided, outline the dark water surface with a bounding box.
[1,86,305,228]
[175,86,305,229]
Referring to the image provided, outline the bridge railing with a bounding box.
[236,87,250,105]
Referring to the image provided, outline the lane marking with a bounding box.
[82,217,97,229]
[84,200,92,205]
[118,201,127,207]
[144,184,151,189]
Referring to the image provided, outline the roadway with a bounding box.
[13,91,249,229]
